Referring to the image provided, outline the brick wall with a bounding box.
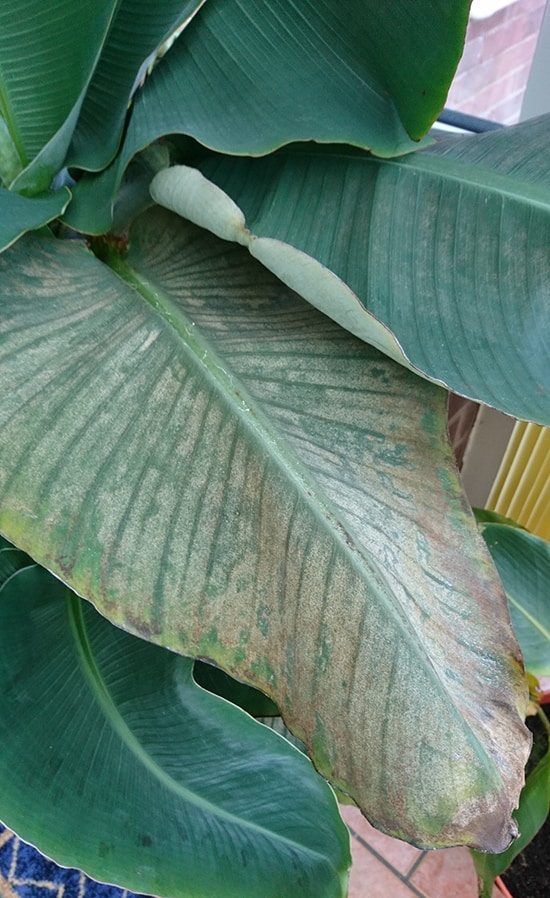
[446,0,546,124]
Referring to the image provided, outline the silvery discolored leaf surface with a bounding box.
[0,207,530,849]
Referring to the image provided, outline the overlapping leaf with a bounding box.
[0,207,530,849]
[0,0,118,192]
[63,0,471,232]
[68,0,206,172]
[0,186,70,251]
[0,556,349,898]
[480,523,550,678]
[116,0,467,157]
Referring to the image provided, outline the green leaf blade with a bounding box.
[0,562,350,898]
[68,0,206,172]
[136,0,411,158]
[128,0,469,157]
[64,0,471,227]
[62,0,470,233]
[0,0,118,191]
[0,211,530,850]
[480,524,550,678]
[0,187,70,251]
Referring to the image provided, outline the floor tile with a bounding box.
[341,805,504,898]
[341,806,424,875]
[346,843,427,898]
[409,846,502,898]
[410,846,475,897]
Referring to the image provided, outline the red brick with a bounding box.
[522,0,546,14]
[447,0,545,116]
[527,3,547,34]
[448,64,526,117]
[494,31,539,73]
[485,89,526,123]
[446,0,545,121]
[482,11,537,58]
[454,68,527,119]
[454,34,485,73]
[450,54,504,99]
[466,4,512,41]
[463,16,489,42]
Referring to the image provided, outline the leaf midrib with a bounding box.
[384,149,550,210]
[102,244,501,769]
[507,591,550,642]
[266,143,550,210]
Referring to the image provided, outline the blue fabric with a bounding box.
[0,824,153,898]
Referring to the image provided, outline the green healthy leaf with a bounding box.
[0,186,70,251]
[480,524,550,678]
[149,114,550,424]
[193,661,280,718]
[473,509,528,530]
[0,536,34,579]
[0,1,118,193]
[62,148,143,235]
[472,744,550,897]
[0,208,530,850]
[0,561,349,898]
[62,0,471,232]
[115,0,466,159]
[63,136,189,236]
[68,0,207,172]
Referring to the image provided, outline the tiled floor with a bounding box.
[341,806,503,898]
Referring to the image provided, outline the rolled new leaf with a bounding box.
[149,114,550,425]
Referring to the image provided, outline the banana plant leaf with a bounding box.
[0,0,118,193]
[148,113,550,425]
[0,206,530,850]
[0,534,34,579]
[113,0,469,157]
[0,186,70,251]
[0,556,350,898]
[67,0,206,172]
[193,660,280,717]
[473,509,527,530]
[62,0,471,233]
[480,523,550,678]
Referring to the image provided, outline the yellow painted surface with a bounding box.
[488,422,550,541]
